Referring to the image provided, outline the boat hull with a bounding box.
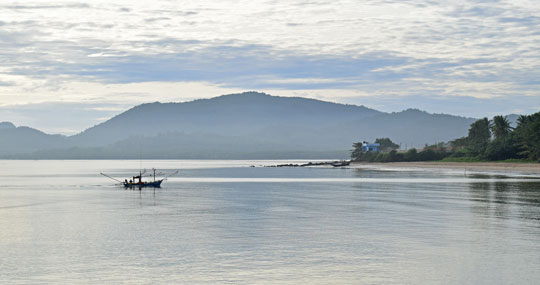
[123,180,163,188]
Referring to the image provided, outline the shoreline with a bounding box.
[350,161,540,176]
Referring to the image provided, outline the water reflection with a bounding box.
[515,181,540,225]
[2,161,540,284]
[466,174,540,225]
[468,178,507,221]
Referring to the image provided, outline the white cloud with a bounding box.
[0,79,243,106]
[0,0,538,133]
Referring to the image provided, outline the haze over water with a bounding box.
[1,160,540,284]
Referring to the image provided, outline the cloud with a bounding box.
[498,16,540,24]
[0,81,243,134]
[0,102,127,134]
[0,3,91,10]
[341,94,540,119]
[72,46,409,88]
[0,81,15,86]
[0,0,538,133]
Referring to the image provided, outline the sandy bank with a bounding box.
[350,161,540,176]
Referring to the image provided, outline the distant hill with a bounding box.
[70,92,382,146]
[0,123,68,156]
[506,114,520,128]
[1,92,479,159]
[0,122,16,130]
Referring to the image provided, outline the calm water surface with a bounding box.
[1,160,540,284]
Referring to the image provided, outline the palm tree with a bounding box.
[516,115,529,128]
[491,115,512,140]
[350,142,364,161]
[467,118,491,156]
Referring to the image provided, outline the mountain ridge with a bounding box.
[70,92,383,146]
[1,92,479,158]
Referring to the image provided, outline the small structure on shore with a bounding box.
[361,141,380,152]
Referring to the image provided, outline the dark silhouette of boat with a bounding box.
[123,171,163,188]
[101,169,177,189]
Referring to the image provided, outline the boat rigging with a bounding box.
[100,168,178,188]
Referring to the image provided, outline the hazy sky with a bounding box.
[0,0,539,134]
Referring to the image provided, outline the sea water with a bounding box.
[1,160,540,284]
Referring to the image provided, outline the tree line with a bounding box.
[351,110,540,163]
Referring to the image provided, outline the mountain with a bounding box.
[0,122,16,130]
[0,123,68,156]
[1,92,478,159]
[506,114,521,128]
[70,92,382,146]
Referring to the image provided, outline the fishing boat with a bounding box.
[101,168,178,188]
[123,170,163,188]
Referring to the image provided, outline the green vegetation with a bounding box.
[351,141,450,162]
[491,115,511,140]
[466,117,491,156]
[374,138,399,152]
[439,157,488,163]
[351,110,540,163]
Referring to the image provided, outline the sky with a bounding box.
[0,0,539,134]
